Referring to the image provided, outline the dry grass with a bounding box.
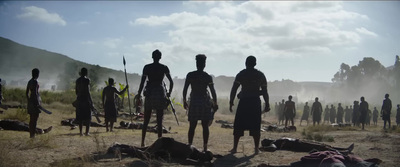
[0,102,399,167]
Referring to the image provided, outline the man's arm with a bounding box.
[165,73,174,97]
[25,83,30,102]
[137,75,147,96]
[229,82,240,112]
[261,85,270,112]
[182,76,190,109]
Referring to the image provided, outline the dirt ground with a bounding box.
[0,106,399,167]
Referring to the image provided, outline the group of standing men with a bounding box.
[23,50,270,154]
[275,94,400,130]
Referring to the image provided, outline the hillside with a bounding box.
[0,37,141,90]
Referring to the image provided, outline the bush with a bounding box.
[2,107,29,122]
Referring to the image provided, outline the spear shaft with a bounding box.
[123,56,133,122]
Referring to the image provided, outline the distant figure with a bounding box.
[336,103,344,124]
[274,102,279,120]
[329,104,336,124]
[278,99,285,125]
[229,56,270,154]
[182,54,218,151]
[323,105,330,124]
[344,106,351,123]
[372,107,379,126]
[396,105,400,127]
[352,101,360,127]
[0,119,52,135]
[137,49,174,147]
[359,97,369,130]
[300,102,310,126]
[381,94,392,130]
[25,68,42,138]
[102,78,128,132]
[310,97,323,126]
[75,67,94,136]
[366,109,372,126]
[284,95,296,127]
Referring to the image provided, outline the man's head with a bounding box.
[315,97,319,102]
[385,94,389,99]
[338,103,341,106]
[360,96,365,102]
[152,49,162,61]
[288,95,292,100]
[245,55,256,68]
[281,99,284,102]
[305,102,308,105]
[196,54,206,71]
[32,68,40,79]
[108,78,114,86]
[80,67,88,76]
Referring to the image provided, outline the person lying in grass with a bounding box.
[0,119,52,134]
[260,137,354,155]
[108,137,219,163]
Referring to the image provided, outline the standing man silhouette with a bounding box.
[137,49,174,147]
[26,68,41,138]
[229,56,270,154]
[183,54,218,152]
[311,97,323,126]
[284,95,296,127]
[75,67,94,136]
[381,94,392,130]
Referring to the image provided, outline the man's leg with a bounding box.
[156,109,164,138]
[29,113,39,138]
[252,131,261,154]
[79,122,83,136]
[85,121,90,136]
[106,120,109,132]
[231,129,243,153]
[201,120,209,151]
[188,120,197,145]
[383,120,387,129]
[110,122,114,132]
[141,109,152,147]
[291,118,294,126]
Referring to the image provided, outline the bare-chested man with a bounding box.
[137,49,174,147]
[102,78,128,132]
[229,56,270,154]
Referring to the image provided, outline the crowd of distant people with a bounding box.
[273,93,400,130]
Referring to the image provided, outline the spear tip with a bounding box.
[123,56,126,65]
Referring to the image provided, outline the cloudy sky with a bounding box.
[0,1,398,82]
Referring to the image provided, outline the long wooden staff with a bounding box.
[123,56,133,122]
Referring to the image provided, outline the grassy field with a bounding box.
[0,101,400,167]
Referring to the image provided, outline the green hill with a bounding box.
[0,36,141,91]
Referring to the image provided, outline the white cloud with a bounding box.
[17,6,66,26]
[356,27,378,37]
[81,40,95,45]
[103,38,123,49]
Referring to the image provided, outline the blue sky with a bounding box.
[0,1,399,82]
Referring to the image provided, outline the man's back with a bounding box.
[143,63,169,86]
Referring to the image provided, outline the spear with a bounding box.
[123,56,133,122]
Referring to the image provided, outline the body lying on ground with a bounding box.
[258,150,381,167]
[260,137,353,155]
[107,137,217,163]
[61,118,105,129]
[261,125,297,132]
[0,119,52,134]
[115,121,172,133]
